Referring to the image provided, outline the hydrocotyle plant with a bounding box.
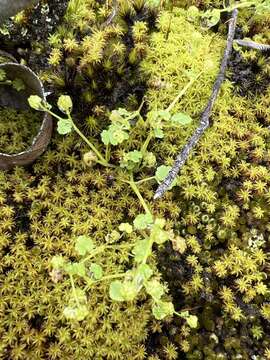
[27,75,198,326]
[50,217,198,328]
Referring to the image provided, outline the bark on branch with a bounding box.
[154,9,238,200]
[0,0,39,24]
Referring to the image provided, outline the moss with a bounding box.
[40,0,156,112]
[0,107,41,153]
[140,5,270,360]
[0,136,155,358]
[1,1,270,359]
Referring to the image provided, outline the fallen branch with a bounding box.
[234,39,270,52]
[153,9,238,200]
[102,0,118,28]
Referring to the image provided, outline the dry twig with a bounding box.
[154,9,238,200]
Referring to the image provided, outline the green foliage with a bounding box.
[75,235,94,256]
[41,0,155,109]
[152,301,174,320]
[171,112,192,125]
[118,222,133,234]
[28,94,43,110]
[101,108,136,146]
[187,1,270,28]
[120,150,143,170]
[57,95,73,114]
[57,118,73,135]
[51,220,197,325]
[139,5,270,358]
[133,213,153,230]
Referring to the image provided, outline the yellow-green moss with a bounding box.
[1,2,270,359]
[0,138,154,359]
[0,107,41,153]
[139,6,270,359]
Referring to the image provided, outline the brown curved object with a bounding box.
[0,62,53,170]
[0,50,17,62]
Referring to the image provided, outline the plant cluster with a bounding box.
[0,107,41,153]
[28,71,197,325]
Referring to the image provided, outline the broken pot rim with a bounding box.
[0,61,53,168]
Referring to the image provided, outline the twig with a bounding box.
[153,9,238,200]
[102,0,118,28]
[234,39,270,52]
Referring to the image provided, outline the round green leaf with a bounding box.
[136,264,153,281]
[75,235,94,256]
[118,223,133,234]
[186,315,198,328]
[57,118,73,135]
[65,262,86,277]
[132,239,150,263]
[155,165,171,182]
[154,127,164,139]
[28,95,43,111]
[145,279,165,301]
[126,150,142,163]
[109,280,125,301]
[171,112,192,125]
[109,280,139,302]
[151,225,169,244]
[133,213,153,230]
[156,110,171,121]
[89,263,103,280]
[101,130,110,145]
[152,301,174,320]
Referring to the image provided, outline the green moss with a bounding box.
[0,107,41,153]
[140,6,270,360]
[1,1,270,359]
[0,138,154,358]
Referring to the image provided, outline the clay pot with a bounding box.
[0,61,52,170]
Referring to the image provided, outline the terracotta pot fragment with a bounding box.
[0,62,52,170]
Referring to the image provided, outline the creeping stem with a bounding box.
[66,113,112,167]
[81,243,133,264]
[166,71,203,113]
[70,274,80,308]
[43,105,113,167]
[129,175,152,215]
